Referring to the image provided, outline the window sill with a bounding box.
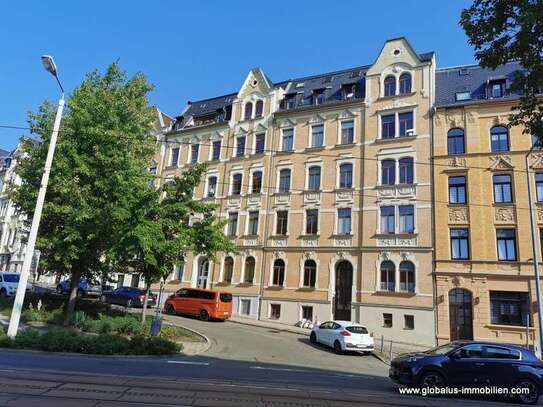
[267,285,284,290]
[241,234,259,239]
[485,324,534,331]
[236,282,254,288]
[374,135,417,143]
[375,233,418,238]
[375,290,416,297]
[269,234,289,239]
[299,234,319,239]
[330,233,353,238]
[304,146,325,152]
[273,192,291,196]
[247,192,262,198]
[230,155,248,161]
[297,287,316,292]
[334,143,356,149]
[252,152,266,157]
[493,202,515,207]
[276,150,294,156]
[378,92,417,101]
[164,165,179,170]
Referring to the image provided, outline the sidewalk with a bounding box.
[229,316,311,336]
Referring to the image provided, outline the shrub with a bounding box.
[38,328,81,353]
[13,329,40,348]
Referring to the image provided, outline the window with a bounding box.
[190,144,199,163]
[302,306,313,321]
[532,134,541,149]
[248,211,259,235]
[255,100,263,118]
[455,92,471,101]
[341,120,354,144]
[383,313,393,328]
[240,299,251,315]
[381,159,396,185]
[381,114,395,139]
[279,169,291,193]
[384,75,396,96]
[380,261,395,291]
[207,176,217,198]
[223,257,234,283]
[380,206,395,234]
[308,166,321,191]
[398,111,414,137]
[399,73,411,94]
[489,80,506,98]
[497,229,517,261]
[255,133,265,154]
[175,263,184,280]
[342,83,356,100]
[282,129,294,151]
[236,136,246,157]
[252,171,262,194]
[285,94,296,109]
[493,174,512,203]
[449,176,467,204]
[404,315,414,330]
[270,304,281,319]
[303,260,317,288]
[227,213,238,237]
[272,260,285,286]
[244,257,255,284]
[212,140,221,161]
[244,102,253,120]
[339,163,353,188]
[311,124,324,148]
[490,291,530,326]
[231,173,242,195]
[306,209,319,235]
[491,126,509,152]
[337,208,351,235]
[450,229,469,260]
[448,128,465,155]
[170,147,180,166]
[399,205,414,233]
[313,89,325,105]
[399,157,413,184]
[276,211,288,235]
[536,173,543,201]
[399,262,415,293]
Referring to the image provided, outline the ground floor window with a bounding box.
[404,314,414,330]
[490,291,530,326]
[240,299,251,316]
[270,304,281,320]
[302,305,313,321]
[383,313,393,328]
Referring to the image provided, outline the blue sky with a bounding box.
[0,0,475,151]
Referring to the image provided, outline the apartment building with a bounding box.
[161,37,436,345]
[433,61,540,349]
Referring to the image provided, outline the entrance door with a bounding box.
[334,261,353,321]
[197,259,209,289]
[449,288,473,340]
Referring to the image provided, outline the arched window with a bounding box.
[380,261,395,291]
[255,100,264,118]
[399,73,412,94]
[303,260,317,288]
[279,168,291,192]
[399,261,415,293]
[273,259,285,286]
[207,176,217,198]
[244,257,255,284]
[448,128,465,155]
[223,257,234,283]
[399,157,414,184]
[490,125,509,152]
[231,173,243,195]
[244,102,253,120]
[384,75,396,96]
[339,163,353,188]
[308,166,321,191]
[197,258,209,289]
[381,159,396,185]
[252,171,262,194]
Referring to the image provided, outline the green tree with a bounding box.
[118,164,236,323]
[12,62,156,324]
[461,0,543,138]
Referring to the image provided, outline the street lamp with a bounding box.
[7,55,65,338]
[525,144,543,357]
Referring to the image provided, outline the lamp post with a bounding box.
[525,146,543,357]
[7,56,65,338]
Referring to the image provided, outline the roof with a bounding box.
[435,61,524,107]
[0,149,9,158]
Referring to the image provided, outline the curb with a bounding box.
[165,319,212,356]
[228,318,311,337]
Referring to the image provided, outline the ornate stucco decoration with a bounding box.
[448,207,469,223]
[530,153,543,170]
[277,118,296,128]
[489,155,513,171]
[308,114,326,125]
[494,206,516,223]
[338,109,356,120]
[447,156,468,169]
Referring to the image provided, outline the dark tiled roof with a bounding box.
[435,61,524,107]
[418,52,434,62]
[0,149,9,158]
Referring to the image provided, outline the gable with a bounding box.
[238,68,272,99]
[366,38,423,76]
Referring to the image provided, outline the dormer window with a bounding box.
[455,92,471,101]
[313,89,325,105]
[488,79,506,98]
[342,84,356,101]
[284,94,296,110]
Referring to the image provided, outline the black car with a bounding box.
[389,341,543,404]
[100,286,157,308]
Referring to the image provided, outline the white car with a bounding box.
[310,320,374,354]
[0,272,32,297]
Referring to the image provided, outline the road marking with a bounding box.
[167,361,210,366]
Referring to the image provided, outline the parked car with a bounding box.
[100,286,157,308]
[0,272,32,297]
[163,288,232,321]
[309,320,374,354]
[389,341,543,405]
[56,278,102,297]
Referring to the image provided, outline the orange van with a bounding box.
[163,288,232,321]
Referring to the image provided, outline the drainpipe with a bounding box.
[430,104,439,347]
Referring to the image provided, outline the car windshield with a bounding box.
[3,274,20,283]
[424,343,460,355]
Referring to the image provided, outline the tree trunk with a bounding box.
[141,281,150,324]
[64,269,82,326]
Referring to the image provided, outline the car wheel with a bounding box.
[419,371,446,390]
[0,288,6,298]
[333,340,343,354]
[100,295,107,303]
[126,299,133,308]
[165,304,175,315]
[310,332,317,344]
[515,379,539,405]
[199,309,209,321]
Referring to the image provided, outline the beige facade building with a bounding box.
[159,37,436,346]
